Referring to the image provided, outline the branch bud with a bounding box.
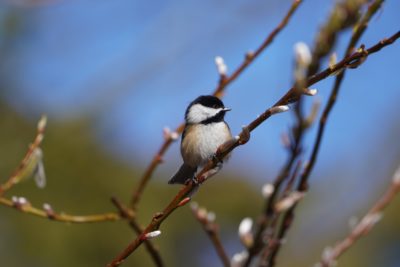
[197,207,208,220]
[329,52,337,69]
[163,127,179,141]
[303,88,318,96]
[392,165,400,186]
[215,56,228,76]
[178,197,191,207]
[33,148,46,189]
[238,217,254,247]
[43,203,56,218]
[355,212,383,234]
[261,183,275,198]
[37,115,47,132]
[12,196,31,208]
[275,192,305,212]
[207,211,216,222]
[270,105,290,115]
[320,246,336,267]
[294,42,311,68]
[231,251,249,267]
[144,230,162,240]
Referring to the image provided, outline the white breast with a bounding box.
[181,122,232,167]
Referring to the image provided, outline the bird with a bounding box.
[168,95,232,185]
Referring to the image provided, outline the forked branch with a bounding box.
[107,32,399,267]
[129,0,303,211]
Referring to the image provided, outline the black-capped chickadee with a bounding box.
[168,95,232,185]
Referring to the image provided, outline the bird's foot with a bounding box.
[238,125,251,145]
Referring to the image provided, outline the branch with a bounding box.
[111,197,164,267]
[191,203,230,267]
[0,116,121,223]
[0,115,47,195]
[129,0,303,211]
[0,196,120,223]
[316,166,400,267]
[299,0,385,192]
[261,3,389,265]
[106,32,400,267]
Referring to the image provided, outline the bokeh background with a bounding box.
[0,0,399,266]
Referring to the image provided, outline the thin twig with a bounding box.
[106,32,399,267]
[299,0,385,192]
[0,115,47,195]
[0,196,120,223]
[191,203,230,267]
[253,46,315,267]
[317,166,400,267]
[265,3,388,266]
[246,2,373,260]
[111,197,164,267]
[129,0,303,211]
[0,116,121,223]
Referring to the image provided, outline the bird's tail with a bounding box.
[168,164,197,185]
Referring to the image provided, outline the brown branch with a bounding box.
[317,166,400,267]
[111,197,164,267]
[129,0,303,211]
[245,3,374,261]
[106,32,399,267]
[248,71,319,267]
[108,187,197,267]
[0,116,121,223]
[264,3,388,266]
[299,0,385,192]
[0,115,47,196]
[0,196,120,223]
[191,203,230,267]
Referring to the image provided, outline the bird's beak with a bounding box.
[223,107,231,112]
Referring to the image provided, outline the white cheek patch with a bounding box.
[187,104,222,123]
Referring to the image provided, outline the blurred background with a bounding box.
[0,0,399,266]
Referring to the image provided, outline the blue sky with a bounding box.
[1,0,399,193]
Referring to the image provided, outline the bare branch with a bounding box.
[191,203,230,267]
[260,3,390,266]
[111,197,164,267]
[129,0,303,211]
[316,165,400,267]
[0,115,47,195]
[0,116,121,223]
[0,196,120,223]
[106,32,400,267]
[299,0,385,192]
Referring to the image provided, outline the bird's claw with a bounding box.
[212,154,223,164]
[238,125,251,145]
[184,176,199,186]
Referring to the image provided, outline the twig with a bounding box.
[264,3,388,266]
[317,166,400,267]
[191,203,230,267]
[0,196,120,223]
[111,197,164,267]
[0,115,47,195]
[306,0,366,77]
[299,0,385,192]
[246,2,373,260]
[0,115,121,223]
[129,0,303,211]
[251,43,316,267]
[246,116,306,266]
[106,33,399,267]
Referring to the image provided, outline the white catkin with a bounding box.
[144,230,162,239]
[270,105,289,114]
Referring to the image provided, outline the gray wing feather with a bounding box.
[168,164,197,184]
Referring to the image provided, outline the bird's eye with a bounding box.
[213,104,218,108]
